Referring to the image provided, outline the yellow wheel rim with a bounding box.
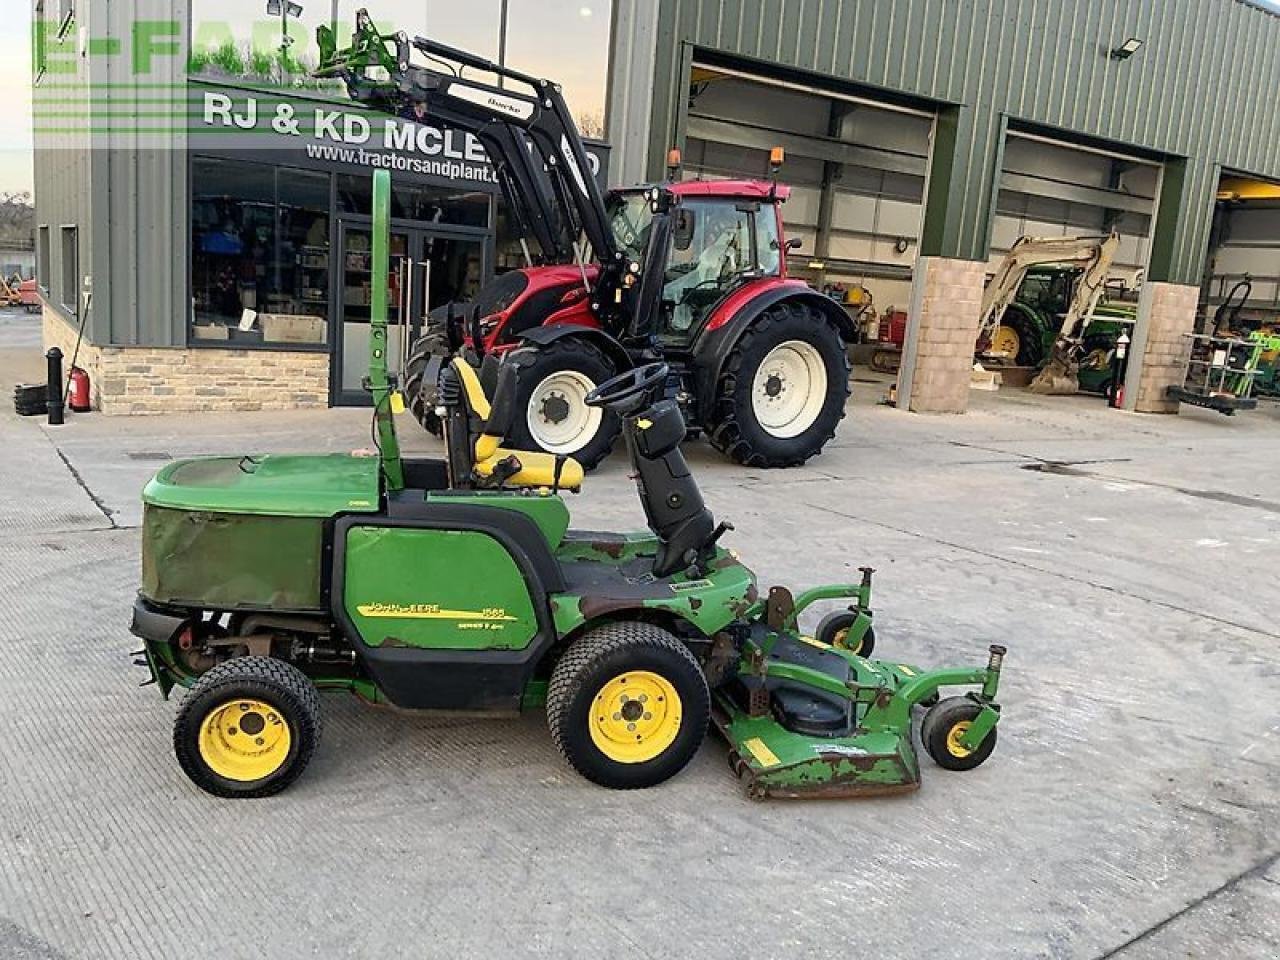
[589,671,682,764]
[946,720,974,759]
[198,698,292,782]
[992,325,1021,359]
[831,626,863,655]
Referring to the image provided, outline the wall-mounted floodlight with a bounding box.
[1110,37,1144,60]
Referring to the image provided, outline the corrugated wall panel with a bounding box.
[649,0,1280,281]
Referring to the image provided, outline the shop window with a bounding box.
[37,226,50,294]
[336,175,489,228]
[59,226,77,316]
[190,158,331,347]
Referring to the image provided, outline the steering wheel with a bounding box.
[585,362,669,410]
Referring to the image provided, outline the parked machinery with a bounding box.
[317,10,856,470]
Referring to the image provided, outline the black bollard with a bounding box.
[46,346,64,425]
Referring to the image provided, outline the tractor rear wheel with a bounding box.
[173,657,322,798]
[505,339,621,470]
[402,334,443,437]
[547,622,709,790]
[710,301,850,467]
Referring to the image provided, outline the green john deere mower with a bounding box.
[131,171,1007,799]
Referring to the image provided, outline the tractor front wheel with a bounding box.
[710,301,850,467]
[547,622,710,790]
[505,339,621,470]
[402,334,443,437]
[173,657,322,798]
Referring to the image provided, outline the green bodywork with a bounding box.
[343,526,540,650]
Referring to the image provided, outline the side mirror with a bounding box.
[784,237,803,253]
[673,209,696,251]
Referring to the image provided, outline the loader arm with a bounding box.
[978,233,1120,348]
[316,10,626,330]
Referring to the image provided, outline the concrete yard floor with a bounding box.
[1,307,1278,959]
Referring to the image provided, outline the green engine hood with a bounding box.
[143,454,381,518]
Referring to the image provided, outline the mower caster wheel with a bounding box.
[547,621,709,790]
[921,697,996,772]
[173,656,322,798]
[814,611,875,657]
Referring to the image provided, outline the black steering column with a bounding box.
[585,364,727,578]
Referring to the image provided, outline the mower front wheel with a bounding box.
[547,622,709,790]
[173,657,322,799]
[814,611,875,657]
[921,696,997,772]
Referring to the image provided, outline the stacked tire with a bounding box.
[13,383,47,417]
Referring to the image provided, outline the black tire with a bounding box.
[547,622,710,790]
[173,656,322,799]
[402,334,443,437]
[505,339,621,470]
[814,611,876,657]
[1003,306,1045,367]
[709,301,850,467]
[921,696,997,772]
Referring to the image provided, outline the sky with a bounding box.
[5,1,1280,198]
[2,14,34,196]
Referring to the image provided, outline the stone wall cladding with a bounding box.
[903,256,987,414]
[1133,282,1199,414]
[42,310,330,415]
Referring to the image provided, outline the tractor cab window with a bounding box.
[607,192,655,264]
[661,199,780,338]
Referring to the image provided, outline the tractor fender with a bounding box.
[518,324,633,376]
[690,286,854,424]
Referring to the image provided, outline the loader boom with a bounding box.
[316,9,626,327]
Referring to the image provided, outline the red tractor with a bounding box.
[320,11,855,468]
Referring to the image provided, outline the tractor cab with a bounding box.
[607,180,792,347]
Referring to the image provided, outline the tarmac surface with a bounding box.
[0,305,1277,959]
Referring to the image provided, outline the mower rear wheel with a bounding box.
[814,611,875,657]
[921,696,996,772]
[710,301,850,467]
[505,340,621,470]
[547,622,709,789]
[173,657,322,799]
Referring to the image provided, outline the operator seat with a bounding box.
[445,357,585,491]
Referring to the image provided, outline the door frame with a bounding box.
[332,216,492,406]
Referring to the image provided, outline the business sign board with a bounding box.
[189,81,610,191]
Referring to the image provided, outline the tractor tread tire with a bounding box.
[546,621,709,790]
[709,301,850,468]
[506,339,621,471]
[402,335,443,437]
[173,656,322,799]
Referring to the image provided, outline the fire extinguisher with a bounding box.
[68,366,91,412]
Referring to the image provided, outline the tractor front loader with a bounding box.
[316,10,856,470]
[129,168,1008,801]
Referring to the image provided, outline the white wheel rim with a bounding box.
[751,340,828,439]
[526,370,602,454]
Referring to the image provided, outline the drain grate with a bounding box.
[126,451,173,461]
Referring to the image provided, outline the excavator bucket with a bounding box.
[1027,356,1079,394]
